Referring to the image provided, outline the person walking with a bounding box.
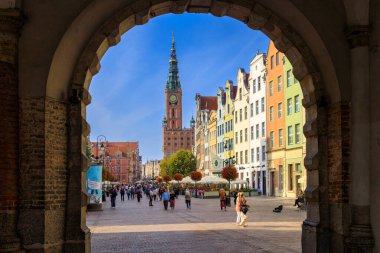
[120,185,125,201]
[235,192,243,225]
[149,188,154,206]
[162,189,170,210]
[136,186,142,203]
[238,193,249,227]
[185,188,191,209]
[219,188,227,211]
[126,186,131,200]
[131,186,135,199]
[169,190,176,209]
[110,186,118,208]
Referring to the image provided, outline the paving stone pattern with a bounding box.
[87,195,305,253]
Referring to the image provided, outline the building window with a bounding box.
[276,52,280,65]
[256,124,259,139]
[255,100,259,115]
[287,70,292,87]
[277,75,282,92]
[235,111,238,123]
[228,104,230,114]
[245,150,248,164]
[270,106,274,121]
[219,109,221,118]
[261,97,265,112]
[288,164,293,191]
[244,106,247,120]
[251,148,254,162]
[236,152,239,164]
[288,125,293,145]
[287,98,292,115]
[245,128,248,142]
[295,123,301,144]
[278,102,282,118]
[261,122,265,137]
[262,145,266,161]
[270,55,274,69]
[270,131,274,148]
[252,79,256,93]
[240,151,243,165]
[256,147,260,162]
[296,163,301,172]
[239,88,242,100]
[279,165,284,191]
[235,132,238,144]
[269,80,273,96]
[295,95,300,113]
[258,76,261,91]
[250,103,254,117]
[279,128,283,147]
[239,109,242,122]
[240,130,243,143]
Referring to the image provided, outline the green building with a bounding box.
[284,56,306,198]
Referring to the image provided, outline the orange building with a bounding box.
[91,141,141,183]
[266,41,286,197]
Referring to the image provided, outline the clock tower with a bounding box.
[162,34,195,158]
[164,33,182,129]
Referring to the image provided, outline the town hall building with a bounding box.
[162,35,195,158]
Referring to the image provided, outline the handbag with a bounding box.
[240,204,249,214]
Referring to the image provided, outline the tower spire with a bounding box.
[166,32,181,90]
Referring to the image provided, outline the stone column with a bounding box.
[0,9,24,253]
[345,25,375,252]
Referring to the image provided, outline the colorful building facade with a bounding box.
[249,52,267,193]
[284,56,306,197]
[266,41,286,197]
[91,141,141,183]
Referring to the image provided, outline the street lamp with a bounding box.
[96,135,107,168]
[222,137,236,207]
[222,137,236,166]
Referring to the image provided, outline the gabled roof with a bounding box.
[200,96,218,110]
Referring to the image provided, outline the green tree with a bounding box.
[159,157,171,177]
[169,150,196,176]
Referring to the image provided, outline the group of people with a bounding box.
[106,183,194,211]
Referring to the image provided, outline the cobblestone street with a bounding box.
[87,195,306,253]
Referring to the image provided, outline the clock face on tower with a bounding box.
[169,94,178,104]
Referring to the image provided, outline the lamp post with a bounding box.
[96,135,107,167]
[222,137,236,207]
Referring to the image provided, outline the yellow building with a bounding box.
[207,110,217,174]
[224,80,237,161]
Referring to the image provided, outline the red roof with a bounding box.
[232,86,238,99]
[200,96,218,110]
[91,141,139,157]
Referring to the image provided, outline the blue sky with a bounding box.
[88,13,269,161]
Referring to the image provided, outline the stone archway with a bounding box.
[62,2,332,252]
[0,0,376,252]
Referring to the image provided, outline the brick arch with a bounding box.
[57,1,338,252]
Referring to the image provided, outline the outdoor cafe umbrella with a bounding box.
[199,175,228,184]
[181,176,194,183]
[231,178,248,185]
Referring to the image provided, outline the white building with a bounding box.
[233,68,251,186]
[249,52,267,194]
[216,87,226,161]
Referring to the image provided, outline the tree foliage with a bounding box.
[173,173,183,182]
[190,171,202,182]
[163,175,171,183]
[102,167,116,182]
[159,157,170,177]
[159,150,196,177]
[221,165,238,181]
